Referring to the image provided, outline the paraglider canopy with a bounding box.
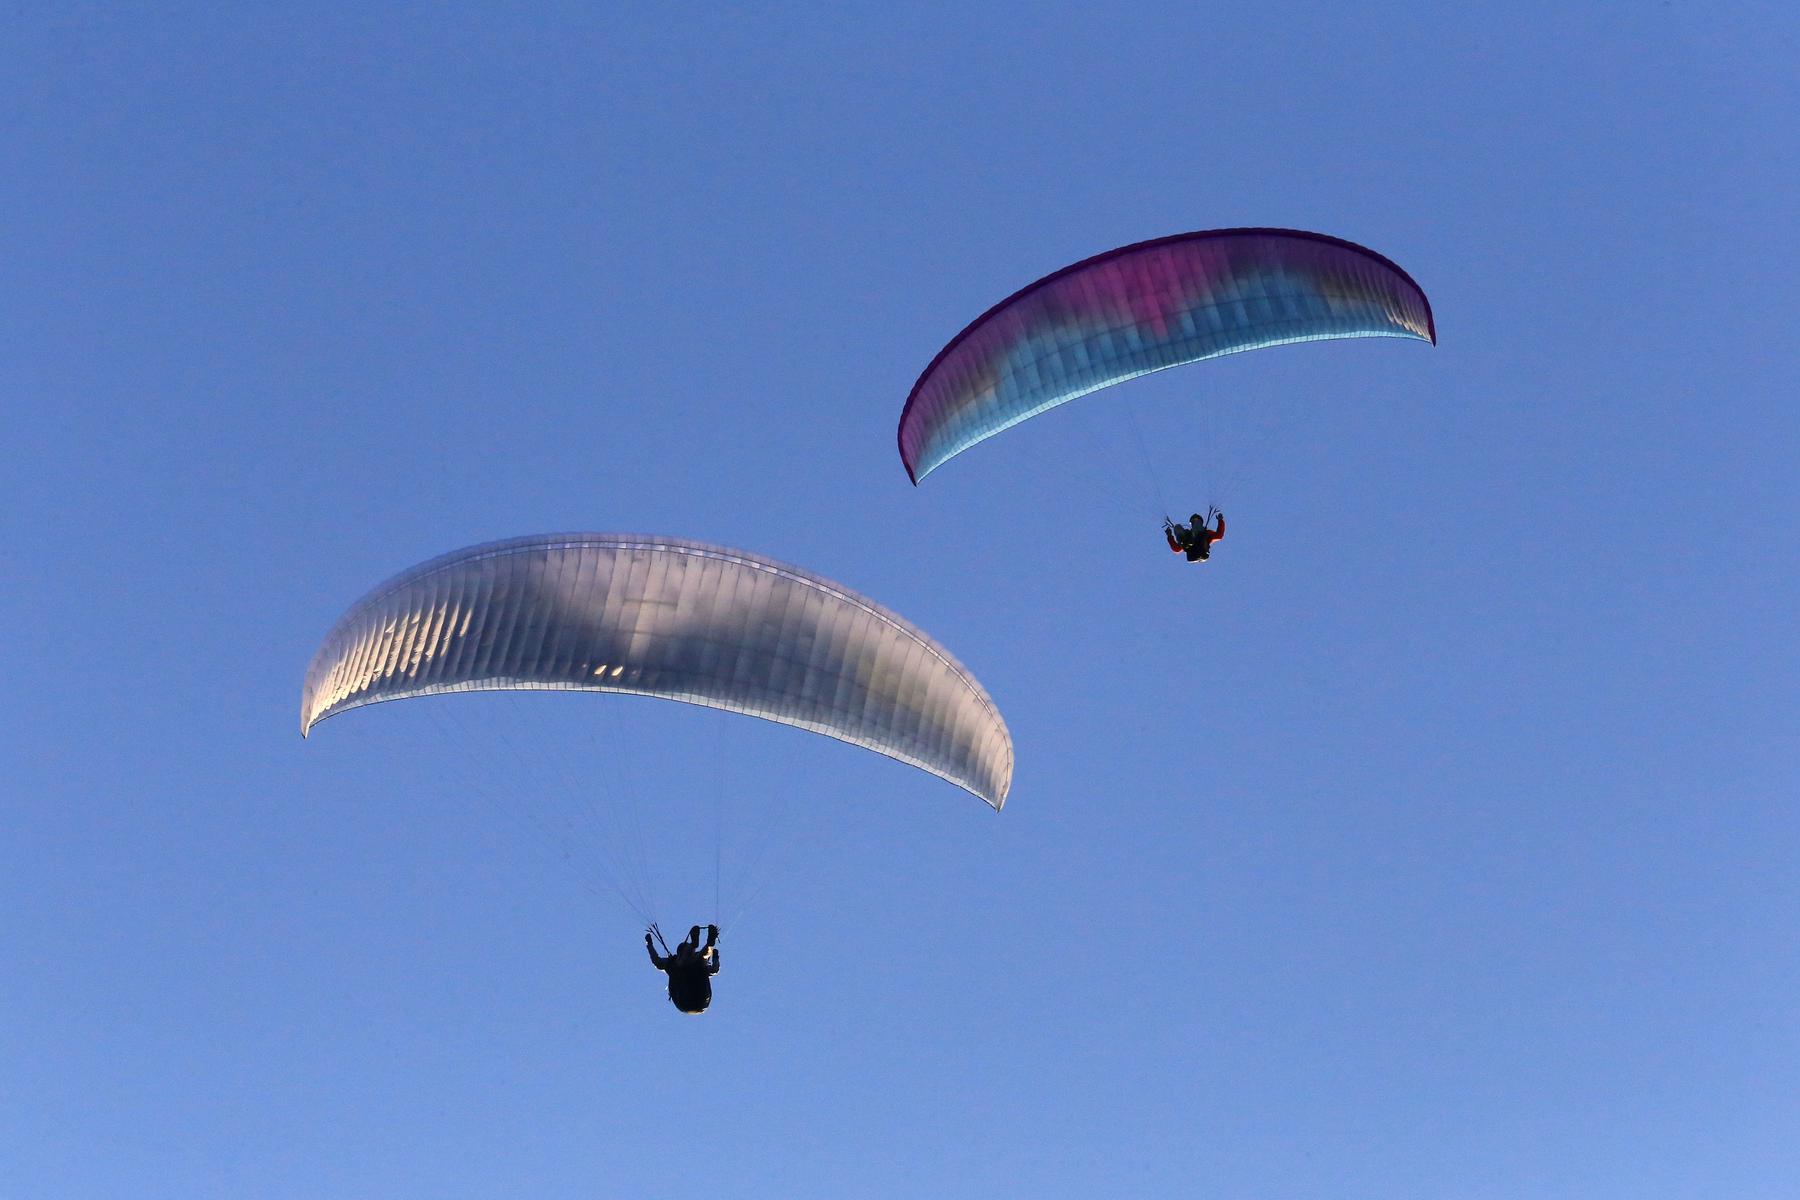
[898,228,1436,483]
[301,533,1014,808]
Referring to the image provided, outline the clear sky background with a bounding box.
[4,4,1797,1197]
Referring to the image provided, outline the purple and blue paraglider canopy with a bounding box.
[898,228,1436,484]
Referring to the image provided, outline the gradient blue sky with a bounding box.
[5,5,1797,1197]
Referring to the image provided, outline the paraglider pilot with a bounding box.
[646,923,720,1014]
[1165,508,1225,562]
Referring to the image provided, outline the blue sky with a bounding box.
[4,4,1797,1197]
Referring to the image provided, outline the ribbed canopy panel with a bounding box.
[899,228,1436,482]
[301,534,1013,808]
